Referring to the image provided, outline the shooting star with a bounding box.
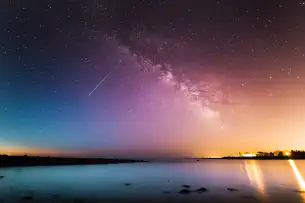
[88,72,112,96]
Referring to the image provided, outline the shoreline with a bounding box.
[192,157,305,160]
[0,155,147,168]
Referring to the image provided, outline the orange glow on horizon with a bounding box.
[0,146,65,157]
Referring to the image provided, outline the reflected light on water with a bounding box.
[289,159,305,191]
[244,160,266,198]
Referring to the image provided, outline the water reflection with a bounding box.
[288,160,305,191]
[288,159,305,202]
[244,160,267,198]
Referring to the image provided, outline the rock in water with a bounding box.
[227,188,238,192]
[294,190,305,193]
[196,187,208,193]
[74,199,85,203]
[21,196,33,201]
[179,189,191,194]
[182,184,191,188]
[240,195,259,201]
[52,194,60,198]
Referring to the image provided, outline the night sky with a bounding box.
[1,0,305,158]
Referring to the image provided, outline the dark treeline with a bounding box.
[290,150,305,159]
[0,155,146,167]
[222,156,289,160]
[222,150,305,159]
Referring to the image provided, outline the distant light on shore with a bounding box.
[242,153,257,157]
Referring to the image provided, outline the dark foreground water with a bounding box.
[0,160,305,203]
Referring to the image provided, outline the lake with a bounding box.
[0,160,305,203]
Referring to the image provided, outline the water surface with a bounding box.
[0,160,304,203]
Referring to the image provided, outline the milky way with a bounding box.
[111,33,239,125]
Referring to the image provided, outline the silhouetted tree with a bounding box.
[256,152,264,157]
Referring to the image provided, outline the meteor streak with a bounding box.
[88,72,112,96]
